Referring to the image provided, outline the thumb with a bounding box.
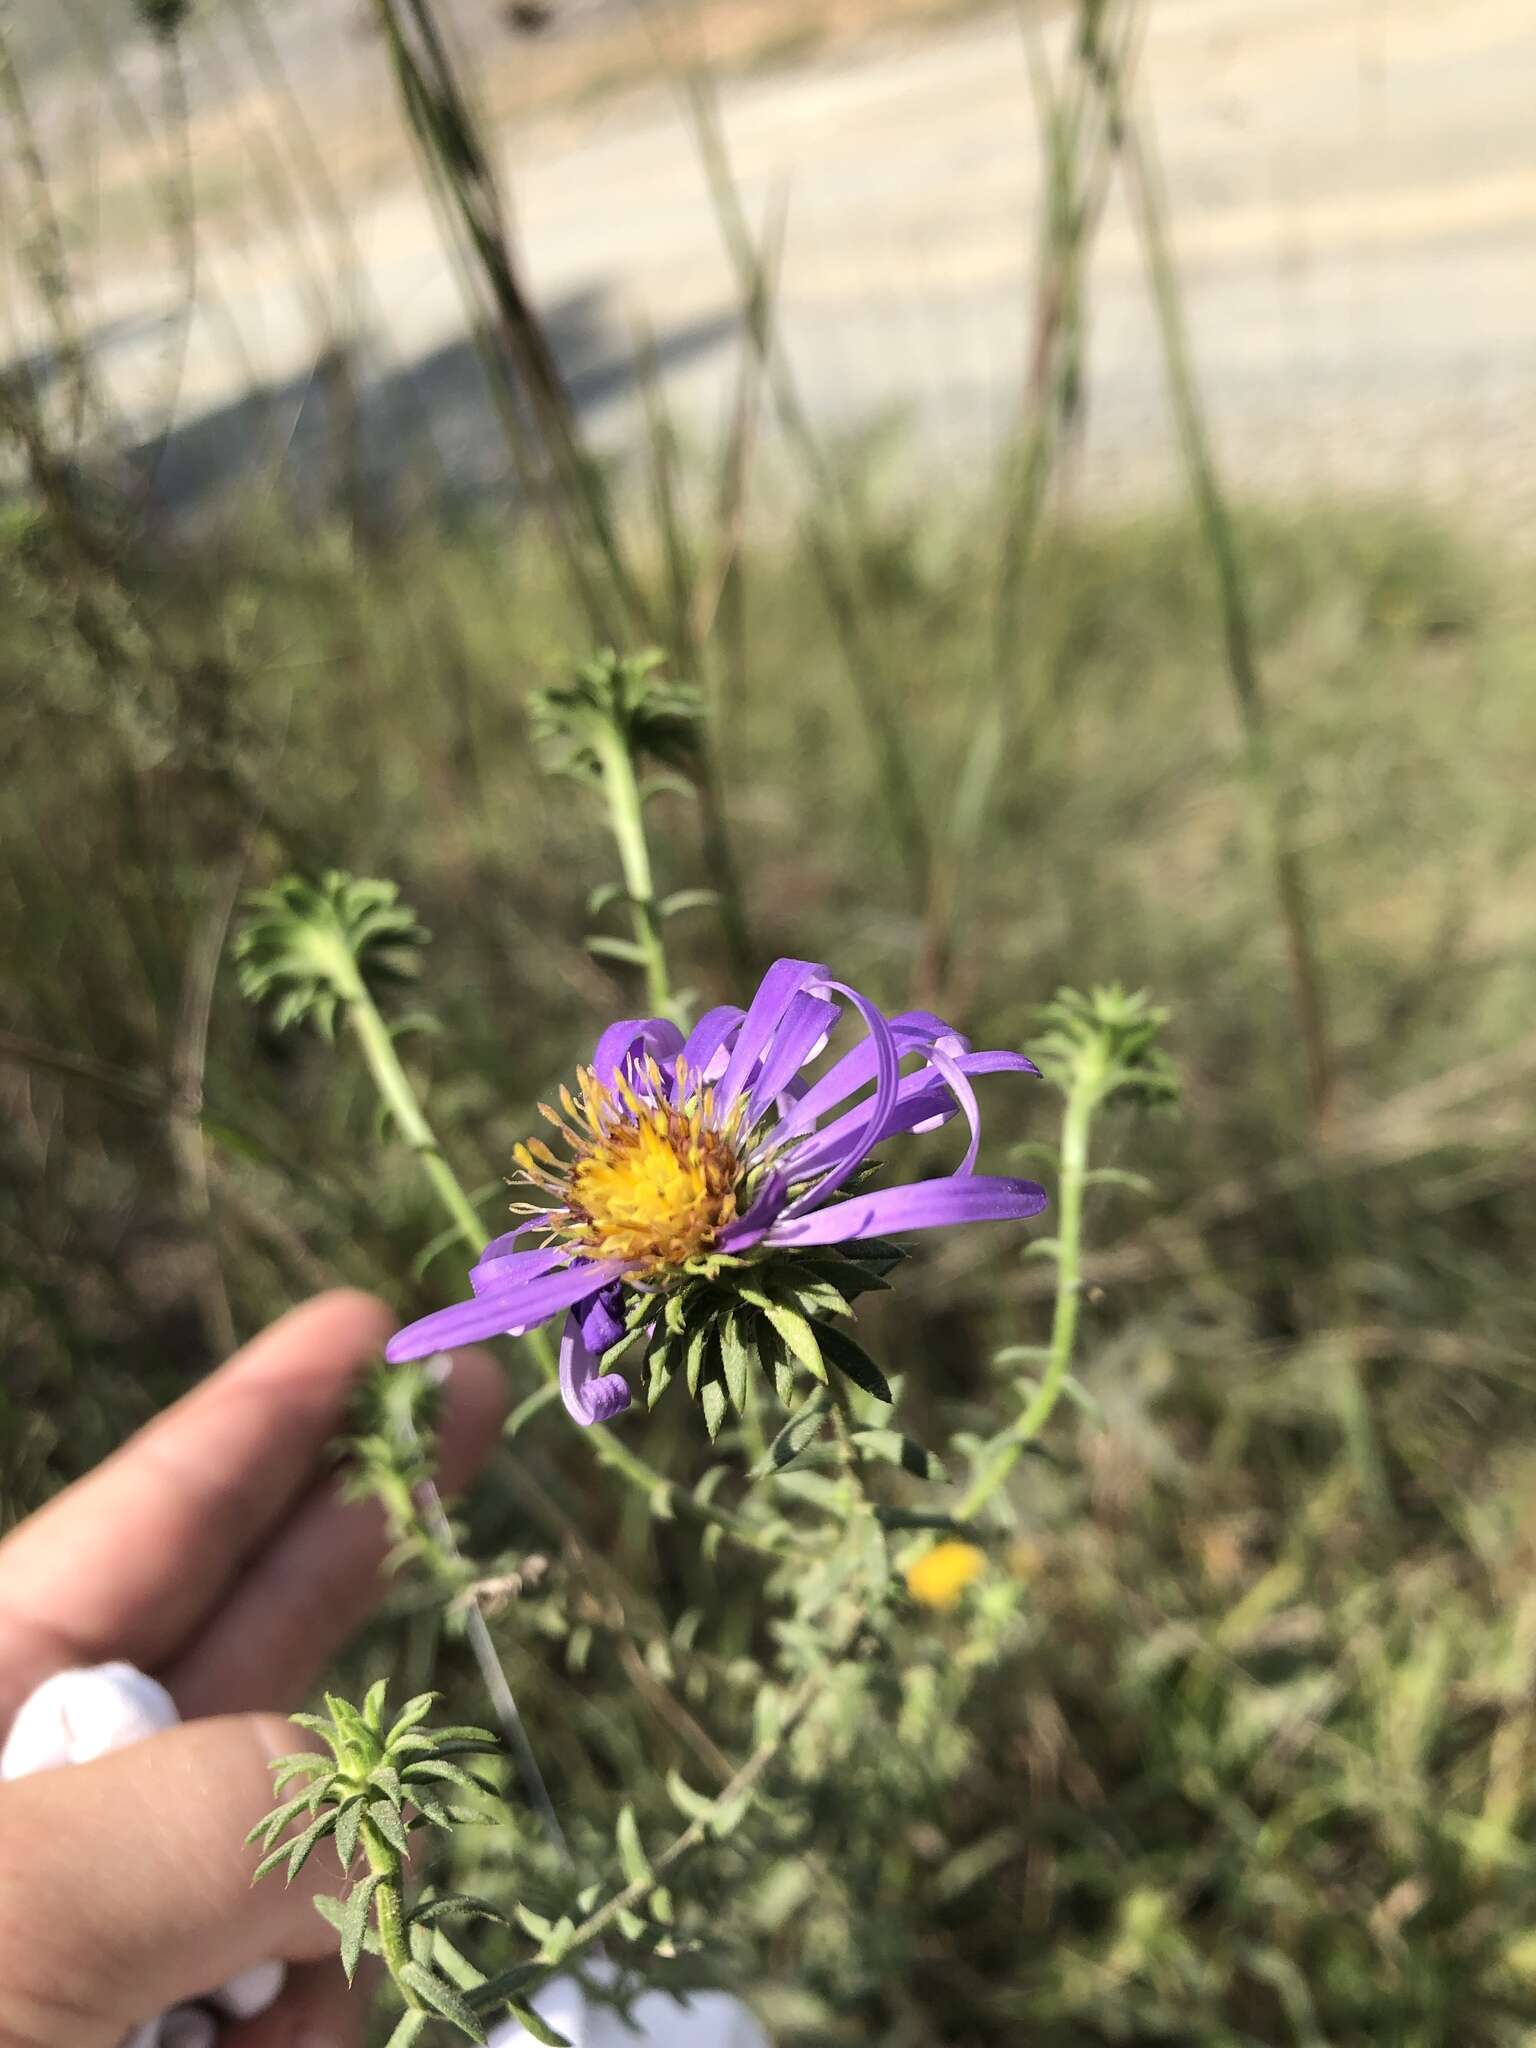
[0,1714,347,2048]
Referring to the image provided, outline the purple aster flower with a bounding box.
[387,958,1045,1424]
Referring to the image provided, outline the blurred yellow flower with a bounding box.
[904,1540,986,1611]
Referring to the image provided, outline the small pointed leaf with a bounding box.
[339,1872,383,1982]
[398,1964,486,2044]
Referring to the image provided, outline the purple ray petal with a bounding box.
[767,1010,963,1146]
[469,1245,562,1298]
[559,1310,634,1426]
[784,1049,1039,1182]
[577,1280,629,1355]
[385,1255,631,1362]
[716,958,828,1116]
[676,1005,745,1098]
[778,979,902,1214]
[765,1174,1048,1248]
[910,1047,1039,1125]
[474,1224,545,1264]
[922,1039,983,1175]
[745,991,840,1123]
[718,1167,792,1255]
[591,1017,685,1091]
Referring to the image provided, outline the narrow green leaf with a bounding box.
[875,1506,981,1533]
[585,936,649,966]
[466,1962,545,2010]
[794,1255,892,1302]
[658,887,720,918]
[647,1335,677,1408]
[403,1759,497,1799]
[268,1751,329,1793]
[246,1790,314,1848]
[361,1679,390,1733]
[1082,1167,1156,1196]
[252,1840,295,1884]
[382,2013,430,2048]
[285,1809,339,1882]
[752,1390,830,1479]
[340,1872,384,1982]
[720,1312,752,1411]
[428,1927,486,1991]
[709,1788,753,1839]
[771,1357,797,1406]
[817,1324,892,1403]
[334,1794,366,1872]
[666,1768,714,1823]
[407,1782,455,1828]
[406,1893,508,1928]
[372,1763,404,1810]
[253,1809,334,1884]
[368,1799,411,1855]
[615,1802,652,1886]
[542,1916,576,1963]
[782,1276,857,1322]
[288,1713,344,1758]
[700,1376,728,1441]
[772,1469,844,1510]
[755,1300,826,1382]
[851,1428,945,1482]
[384,1692,441,1748]
[503,2000,571,2048]
[845,1237,906,1277]
[398,1964,486,2043]
[325,1694,373,1751]
[684,1320,715,1398]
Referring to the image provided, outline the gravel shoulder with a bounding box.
[20,0,1536,523]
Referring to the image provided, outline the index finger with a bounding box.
[0,1290,392,1730]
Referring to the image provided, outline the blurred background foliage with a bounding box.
[3,0,1536,2039]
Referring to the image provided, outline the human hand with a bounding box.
[0,1291,506,2048]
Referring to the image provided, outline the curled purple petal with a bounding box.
[676,1005,745,1096]
[767,1011,964,1145]
[559,1310,634,1426]
[745,991,840,1122]
[578,1280,629,1355]
[778,978,901,1215]
[765,1174,1048,1249]
[786,1048,1037,1182]
[591,1016,685,1091]
[716,958,829,1116]
[919,1039,982,1175]
[386,1256,631,1362]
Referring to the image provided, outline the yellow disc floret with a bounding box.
[511,1058,744,1274]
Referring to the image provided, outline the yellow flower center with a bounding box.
[511,1060,744,1274]
[904,1540,986,1612]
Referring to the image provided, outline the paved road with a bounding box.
[38,0,1536,522]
